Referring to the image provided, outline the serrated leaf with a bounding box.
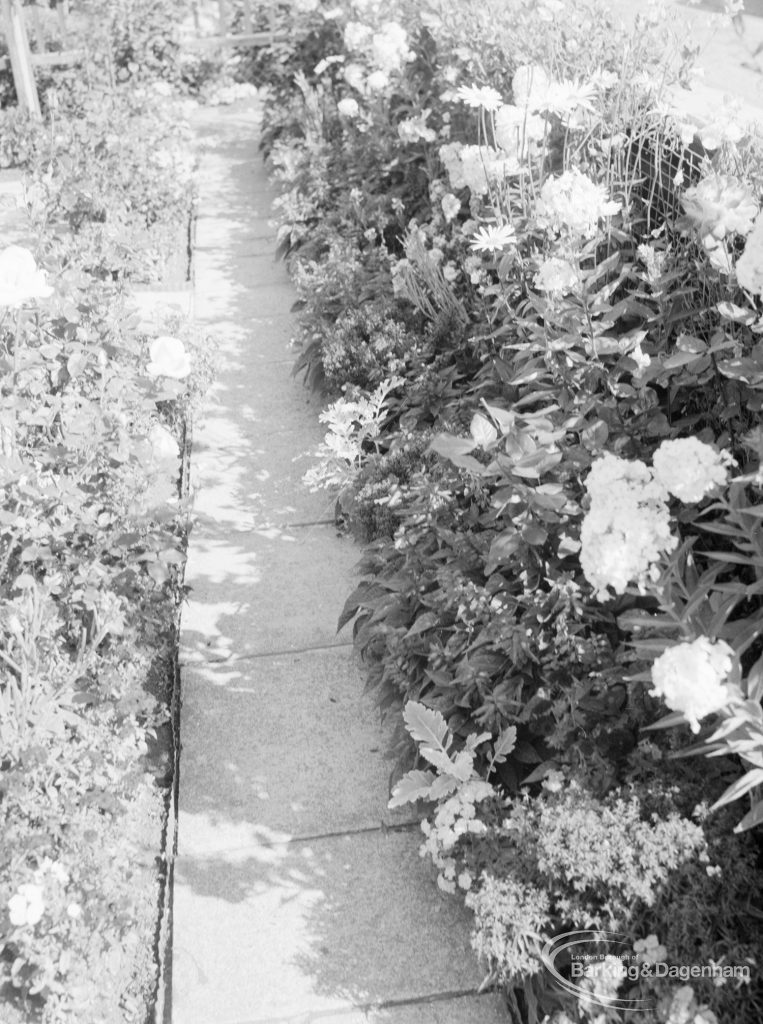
[429,773,460,800]
[464,731,493,751]
[494,725,517,758]
[388,769,436,808]
[403,701,449,751]
[450,750,476,782]
[419,745,457,774]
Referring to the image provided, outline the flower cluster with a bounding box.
[419,779,492,894]
[650,637,736,733]
[582,439,733,599]
[681,174,758,241]
[652,437,733,502]
[397,109,436,144]
[736,210,763,294]
[303,377,401,491]
[537,168,620,238]
[534,256,579,296]
[580,453,677,599]
[439,142,518,195]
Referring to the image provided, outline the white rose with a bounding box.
[0,246,53,307]
[146,336,191,380]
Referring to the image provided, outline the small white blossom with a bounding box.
[441,192,461,222]
[337,97,360,118]
[8,883,45,926]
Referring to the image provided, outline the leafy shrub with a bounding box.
[259,0,763,1018]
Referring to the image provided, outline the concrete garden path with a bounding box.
[169,97,507,1024]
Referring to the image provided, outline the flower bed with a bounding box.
[256,1,763,1021]
[0,5,215,1020]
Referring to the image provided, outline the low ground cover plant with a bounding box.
[258,0,763,1020]
[0,5,215,1021]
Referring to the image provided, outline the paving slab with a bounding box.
[177,651,417,844]
[172,830,485,1024]
[273,994,509,1024]
[173,96,501,1024]
[195,213,277,250]
[181,521,359,663]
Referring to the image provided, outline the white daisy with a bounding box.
[456,85,503,112]
[470,223,516,252]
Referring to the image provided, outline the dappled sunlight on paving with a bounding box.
[180,523,356,662]
[176,652,417,839]
[172,829,484,1024]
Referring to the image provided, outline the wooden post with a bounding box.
[1,0,41,117]
[29,2,44,52]
[57,0,70,47]
[218,0,228,36]
[242,0,253,34]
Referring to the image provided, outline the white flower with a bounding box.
[736,210,763,294]
[337,97,360,118]
[456,84,503,112]
[652,438,733,502]
[494,103,546,158]
[538,169,620,238]
[580,453,677,600]
[582,954,627,999]
[682,175,758,240]
[0,246,53,307]
[634,933,668,964]
[534,256,578,296]
[397,110,436,144]
[146,336,192,379]
[8,883,45,926]
[457,870,473,890]
[343,20,372,51]
[365,70,389,92]
[67,902,82,919]
[343,62,366,91]
[371,21,412,75]
[439,142,519,195]
[651,637,735,732]
[470,223,516,253]
[441,192,461,222]
[149,423,180,465]
[512,65,551,112]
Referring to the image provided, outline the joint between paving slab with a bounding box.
[180,639,355,668]
[211,987,499,1024]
